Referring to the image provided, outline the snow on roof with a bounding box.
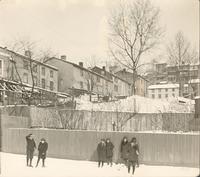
[0,51,10,57]
[148,83,179,89]
[190,79,200,84]
[195,96,200,99]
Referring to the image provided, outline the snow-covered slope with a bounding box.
[76,95,194,113]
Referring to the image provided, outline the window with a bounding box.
[80,81,83,89]
[97,76,100,83]
[50,70,54,78]
[0,60,3,76]
[152,89,155,93]
[33,76,37,86]
[50,81,54,91]
[42,67,45,76]
[172,88,175,92]
[158,89,161,92]
[41,78,45,89]
[165,88,168,92]
[158,94,161,99]
[105,81,108,89]
[114,85,118,92]
[32,64,37,73]
[114,77,118,83]
[23,73,28,83]
[152,94,155,99]
[172,93,175,97]
[23,60,29,70]
[165,94,168,98]
[60,79,64,88]
[80,70,83,76]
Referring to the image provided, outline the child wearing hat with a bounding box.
[35,138,48,167]
[97,139,106,167]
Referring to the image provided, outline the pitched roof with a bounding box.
[92,66,131,85]
[0,46,58,70]
[148,83,179,89]
[49,57,113,82]
[115,69,149,83]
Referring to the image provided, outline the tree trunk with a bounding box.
[131,70,136,95]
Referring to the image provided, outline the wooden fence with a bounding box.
[2,128,199,167]
[30,107,194,132]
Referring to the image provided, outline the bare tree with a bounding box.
[167,31,198,65]
[85,71,95,101]
[108,0,163,94]
[167,31,198,97]
[6,39,56,105]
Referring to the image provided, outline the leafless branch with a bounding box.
[108,0,163,94]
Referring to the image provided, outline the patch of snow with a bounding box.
[148,84,179,89]
[0,153,198,177]
[75,95,194,113]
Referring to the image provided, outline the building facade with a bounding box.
[92,66,131,98]
[46,57,113,98]
[148,83,179,99]
[0,46,59,105]
[146,62,199,98]
[115,69,148,97]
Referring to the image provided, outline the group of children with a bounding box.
[26,134,48,167]
[97,138,114,167]
[97,136,139,175]
[26,134,139,175]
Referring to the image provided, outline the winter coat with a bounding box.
[127,143,139,162]
[106,142,114,158]
[38,142,48,158]
[97,142,106,161]
[120,141,129,160]
[26,135,36,152]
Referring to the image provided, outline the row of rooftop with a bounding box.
[0,46,199,105]
[0,46,148,105]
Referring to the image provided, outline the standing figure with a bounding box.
[105,138,114,166]
[134,138,140,167]
[26,133,36,167]
[35,138,48,167]
[127,137,139,175]
[97,139,106,167]
[120,136,129,166]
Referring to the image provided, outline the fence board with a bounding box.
[2,128,199,167]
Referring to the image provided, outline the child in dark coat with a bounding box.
[105,138,114,166]
[127,137,139,175]
[26,134,36,167]
[35,138,48,167]
[120,136,129,166]
[97,139,106,167]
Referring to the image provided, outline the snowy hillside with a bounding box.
[76,95,194,113]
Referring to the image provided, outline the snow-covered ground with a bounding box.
[76,95,194,113]
[0,153,198,177]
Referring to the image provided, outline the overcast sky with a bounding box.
[0,0,199,65]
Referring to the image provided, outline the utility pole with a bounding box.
[199,0,200,97]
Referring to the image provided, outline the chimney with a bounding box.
[61,55,66,61]
[101,66,106,75]
[79,62,83,67]
[25,50,32,58]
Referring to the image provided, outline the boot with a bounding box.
[132,166,135,175]
[26,157,29,166]
[42,159,45,167]
[29,159,33,167]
